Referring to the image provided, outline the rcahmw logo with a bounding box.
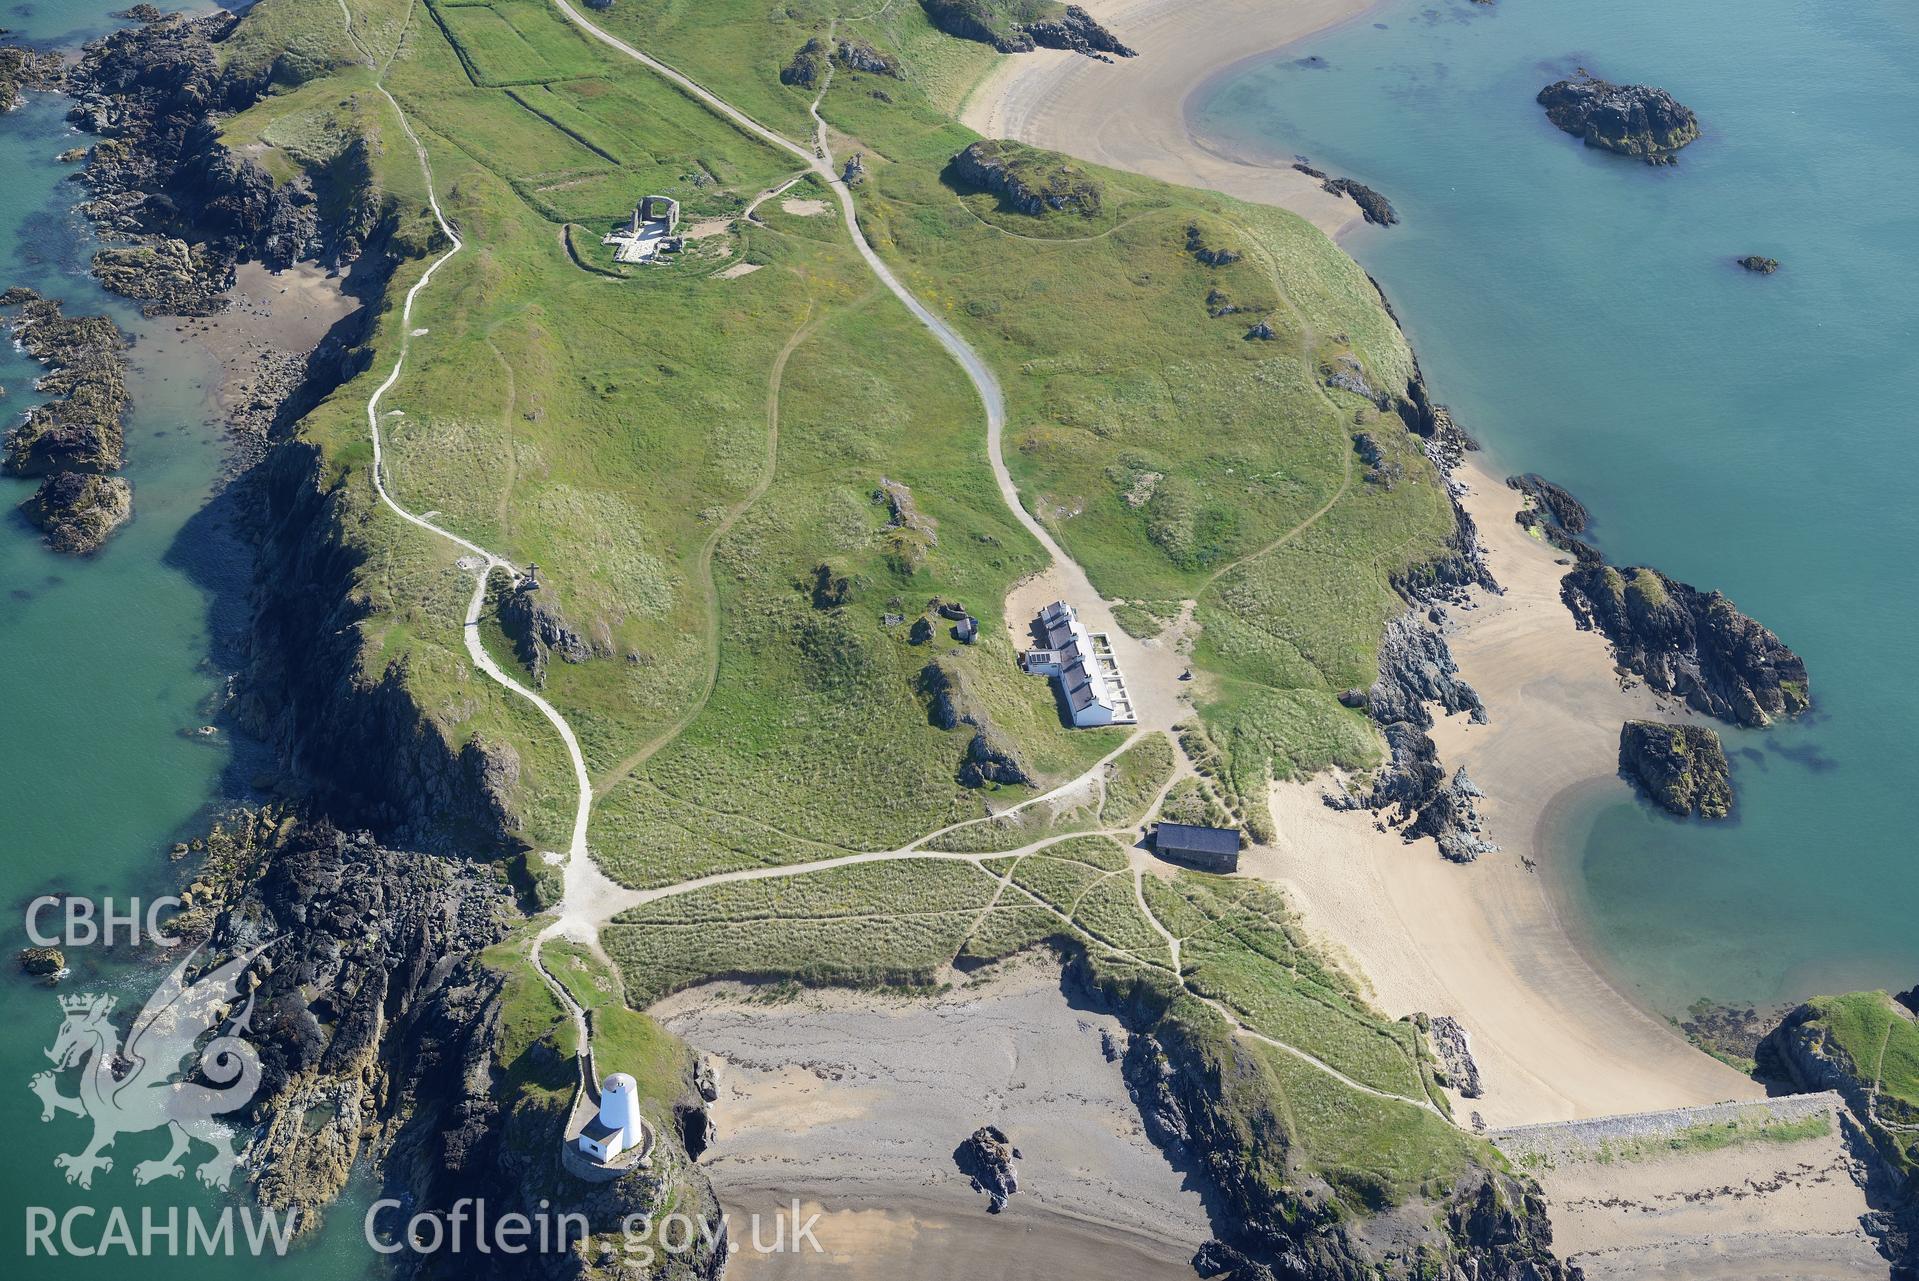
[23,941,300,1257]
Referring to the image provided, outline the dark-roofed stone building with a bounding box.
[1153,822,1241,872]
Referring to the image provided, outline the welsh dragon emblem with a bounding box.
[30,943,271,1189]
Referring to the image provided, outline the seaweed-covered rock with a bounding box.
[18,945,66,976]
[947,138,1104,218]
[0,290,129,476]
[1293,160,1398,226]
[1737,255,1781,274]
[1563,563,1809,726]
[1619,720,1733,818]
[1,43,64,109]
[24,471,132,554]
[1537,74,1700,164]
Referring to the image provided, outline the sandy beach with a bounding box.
[1253,459,1761,1127]
[655,958,1211,1279]
[960,0,1380,235]
[957,0,1761,1130]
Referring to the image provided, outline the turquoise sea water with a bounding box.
[1193,0,1919,1014]
[1,3,370,1275]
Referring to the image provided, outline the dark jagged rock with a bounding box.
[835,38,903,78]
[957,1124,1020,1212]
[1025,6,1135,58]
[25,471,132,554]
[1537,73,1700,164]
[780,37,829,88]
[1245,318,1275,341]
[1430,1015,1483,1098]
[1899,986,1919,1018]
[497,578,604,687]
[920,657,1033,787]
[948,138,1104,218]
[1,43,64,109]
[1294,160,1399,225]
[60,11,344,315]
[922,1,1133,59]
[1619,720,1733,818]
[1563,562,1809,726]
[0,291,129,475]
[1185,221,1241,266]
[1353,431,1403,488]
[1507,471,1598,560]
[18,945,66,976]
[1737,255,1781,274]
[1369,613,1486,729]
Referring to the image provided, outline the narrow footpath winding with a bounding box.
[345,0,1444,1119]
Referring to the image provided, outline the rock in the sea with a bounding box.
[957,1124,1020,1212]
[1619,720,1733,818]
[1537,73,1700,164]
[1737,255,1781,274]
[947,138,1104,218]
[18,945,66,976]
[1,290,129,476]
[25,471,132,554]
[1563,563,1809,727]
[0,43,63,110]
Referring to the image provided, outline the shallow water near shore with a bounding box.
[0,2,371,1273]
[1192,0,1919,1013]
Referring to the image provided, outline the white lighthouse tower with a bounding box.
[577,1072,639,1161]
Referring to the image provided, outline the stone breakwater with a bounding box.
[1488,1091,1845,1163]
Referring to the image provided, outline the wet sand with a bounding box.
[654,958,1210,1279]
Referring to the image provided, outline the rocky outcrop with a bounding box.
[1430,1014,1483,1098]
[1185,221,1241,266]
[1759,994,1918,1276]
[1294,161,1398,225]
[0,289,129,475]
[957,1124,1020,1212]
[1738,255,1781,274]
[59,11,366,315]
[835,38,902,78]
[922,1,1134,59]
[780,37,828,88]
[1619,720,1733,818]
[1,42,63,109]
[920,657,1032,787]
[17,945,65,976]
[498,578,603,687]
[947,138,1104,218]
[1106,976,1576,1281]
[1508,471,1595,558]
[1562,562,1809,727]
[1,288,135,553]
[25,471,133,554]
[1538,73,1700,164]
[1025,6,1135,59]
